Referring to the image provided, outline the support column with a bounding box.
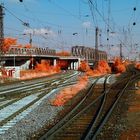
[78,58,81,68]
[53,59,56,66]
[72,62,75,70]
[73,62,76,70]
[71,62,74,70]
[75,62,79,70]
[68,67,70,70]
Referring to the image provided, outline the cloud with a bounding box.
[23,28,56,37]
[82,21,91,28]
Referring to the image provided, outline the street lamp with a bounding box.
[73,33,78,35]
[23,33,32,47]
[72,33,78,46]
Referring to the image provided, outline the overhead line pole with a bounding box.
[0,4,4,54]
[88,0,99,65]
[120,43,123,60]
[95,27,99,62]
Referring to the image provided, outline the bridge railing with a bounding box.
[4,47,56,56]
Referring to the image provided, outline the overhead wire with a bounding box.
[87,0,97,27]
[19,0,88,50]
[3,5,30,27]
[5,27,23,33]
[48,0,84,23]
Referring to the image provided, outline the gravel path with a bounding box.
[0,89,64,140]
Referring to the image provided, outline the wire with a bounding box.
[5,26,23,33]
[17,2,87,31]
[3,5,30,27]
[88,0,111,30]
[88,0,97,27]
[48,0,84,23]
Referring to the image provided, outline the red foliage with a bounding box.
[18,44,23,48]
[135,63,140,70]
[24,44,31,48]
[20,60,61,80]
[113,58,126,73]
[87,60,111,77]
[52,75,88,106]
[2,37,33,52]
[2,38,17,52]
[94,60,111,74]
[78,60,111,77]
[35,60,51,71]
[35,60,61,72]
[56,51,71,56]
[78,61,90,72]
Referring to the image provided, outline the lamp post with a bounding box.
[23,33,32,47]
[72,32,78,46]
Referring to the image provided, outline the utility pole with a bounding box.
[120,44,123,60]
[0,4,4,67]
[29,33,32,47]
[95,27,99,62]
[0,4,4,55]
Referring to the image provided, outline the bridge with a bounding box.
[71,46,107,67]
[0,46,109,78]
[0,46,80,72]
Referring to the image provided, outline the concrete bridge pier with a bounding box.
[53,59,57,66]
[70,61,79,70]
[70,62,74,70]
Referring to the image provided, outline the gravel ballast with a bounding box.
[0,89,64,140]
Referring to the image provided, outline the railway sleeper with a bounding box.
[62,128,87,133]
[54,136,80,140]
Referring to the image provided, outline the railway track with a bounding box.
[40,70,140,140]
[0,71,81,135]
[39,75,110,140]
[0,71,80,110]
[0,71,80,95]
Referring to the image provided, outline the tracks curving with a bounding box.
[0,71,80,135]
[40,70,140,140]
[39,76,110,140]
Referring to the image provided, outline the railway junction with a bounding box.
[0,1,140,140]
[0,64,140,140]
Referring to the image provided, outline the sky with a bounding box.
[0,0,140,59]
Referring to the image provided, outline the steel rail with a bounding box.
[0,71,81,128]
[0,71,80,111]
[39,76,106,140]
[0,71,79,95]
[82,70,140,140]
[39,78,99,140]
[82,76,110,140]
[90,72,138,140]
[41,71,139,140]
